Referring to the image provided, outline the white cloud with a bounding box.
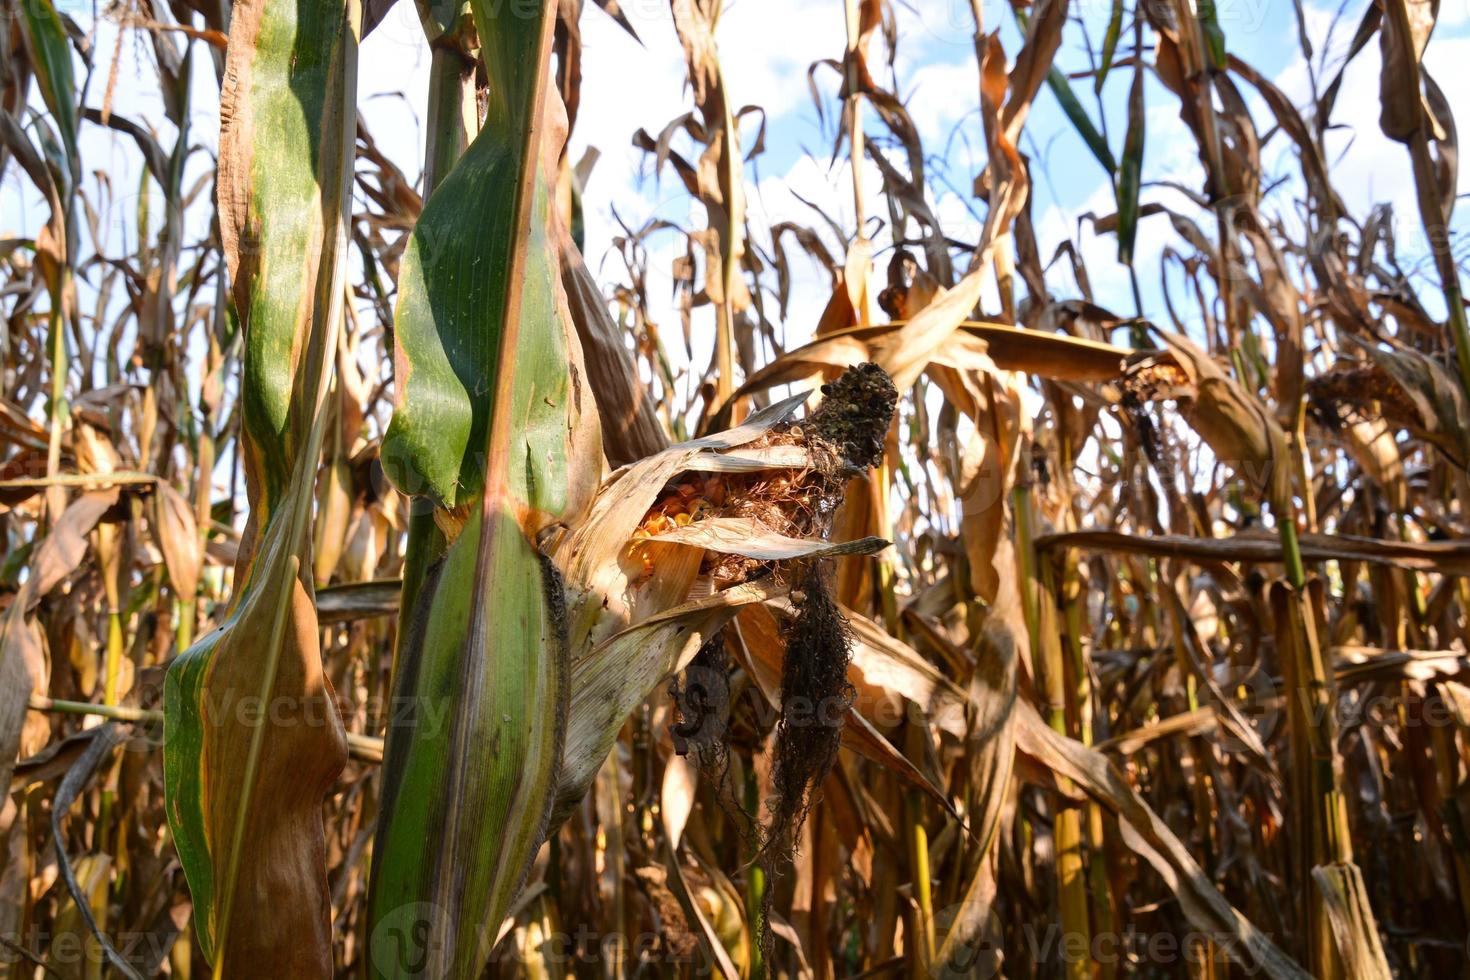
[904,60,982,151]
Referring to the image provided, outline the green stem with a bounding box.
[904,722,935,970]
[1277,509,1307,590]
[30,696,160,724]
[392,507,445,682]
[103,612,125,707]
[744,765,766,980]
[43,271,69,524]
[1040,558,1091,980]
[176,598,196,652]
[389,6,476,689]
[1013,484,1040,653]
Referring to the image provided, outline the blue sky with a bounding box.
[535,0,1470,373]
[4,0,1469,432]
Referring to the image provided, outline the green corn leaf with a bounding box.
[1198,0,1228,70]
[390,0,476,680]
[18,0,79,184]
[1046,66,1116,176]
[1008,0,1115,176]
[378,0,581,509]
[1095,0,1123,93]
[220,2,362,521]
[15,0,79,520]
[163,0,360,973]
[369,505,570,977]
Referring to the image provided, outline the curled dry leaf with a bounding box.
[1359,341,1470,469]
[151,482,201,602]
[1130,329,1292,508]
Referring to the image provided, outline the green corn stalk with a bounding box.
[1039,557,1090,980]
[162,0,361,973]
[368,0,597,973]
[390,0,477,685]
[365,9,891,974]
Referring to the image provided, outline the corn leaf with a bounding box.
[1359,340,1470,469]
[1378,0,1438,143]
[1150,329,1292,507]
[1015,704,1312,979]
[378,7,599,509]
[1312,864,1392,979]
[1036,528,1470,574]
[18,0,78,182]
[556,579,782,818]
[734,322,1133,402]
[648,517,887,561]
[1045,67,1117,176]
[1095,0,1123,93]
[163,0,359,971]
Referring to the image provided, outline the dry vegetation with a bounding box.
[2,0,1469,977]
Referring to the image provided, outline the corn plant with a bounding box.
[3,0,1470,976]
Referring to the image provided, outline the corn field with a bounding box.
[2,0,1469,975]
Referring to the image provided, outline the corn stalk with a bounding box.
[162,0,361,973]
